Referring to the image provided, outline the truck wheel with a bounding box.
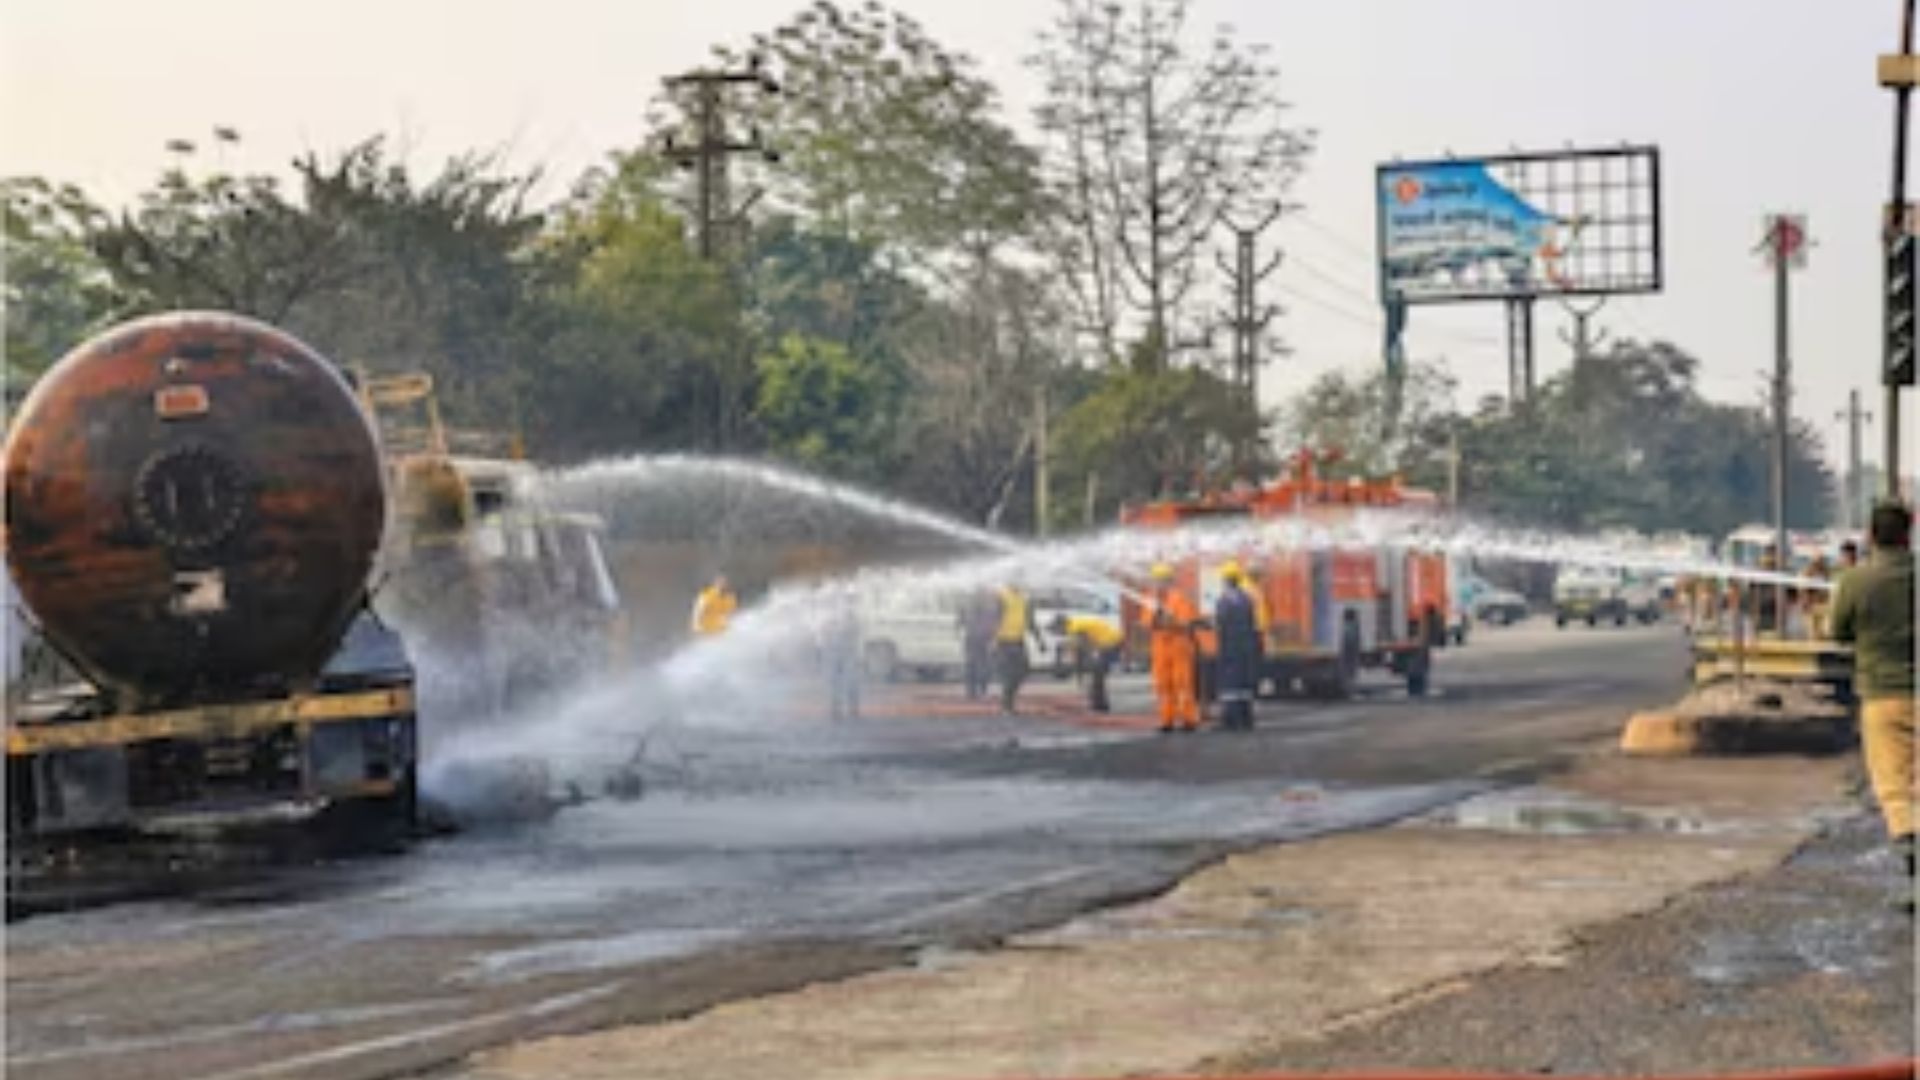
[1333,618,1361,699]
[1614,612,1627,627]
[1555,613,1567,629]
[1585,614,1597,627]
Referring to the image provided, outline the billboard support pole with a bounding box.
[1522,299,1537,396]
[1504,298,1537,404]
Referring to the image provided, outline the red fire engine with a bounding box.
[1120,451,1450,699]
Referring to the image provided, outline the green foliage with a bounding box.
[720,0,1045,262]
[1054,366,1264,517]
[1284,342,1837,536]
[536,176,745,457]
[1281,361,1458,482]
[4,5,1838,544]
[3,177,120,385]
[753,333,903,480]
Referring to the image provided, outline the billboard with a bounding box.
[1376,146,1662,304]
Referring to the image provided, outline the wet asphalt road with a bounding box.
[6,621,1690,1080]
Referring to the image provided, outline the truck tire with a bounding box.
[1332,616,1361,699]
[1405,647,1431,697]
[1555,613,1567,629]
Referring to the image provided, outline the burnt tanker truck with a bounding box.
[4,312,418,849]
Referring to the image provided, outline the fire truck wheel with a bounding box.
[1332,618,1361,699]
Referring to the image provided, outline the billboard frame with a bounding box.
[1375,145,1664,307]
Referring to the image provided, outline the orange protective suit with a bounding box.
[1140,588,1200,731]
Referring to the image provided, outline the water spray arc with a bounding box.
[427,452,1834,805]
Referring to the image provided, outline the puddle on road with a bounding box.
[1418,788,1722,836]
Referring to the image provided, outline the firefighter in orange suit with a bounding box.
[1141,563,1201,733]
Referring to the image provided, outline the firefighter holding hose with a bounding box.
[1141,564,1201,733]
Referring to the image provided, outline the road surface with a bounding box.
[7,621,1690,1080]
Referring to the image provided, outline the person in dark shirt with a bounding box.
[1213,562,1261,732]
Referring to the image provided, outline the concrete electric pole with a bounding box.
[1761,213,1807,614]
[1880,0,1917,499]
[1216,205,1289,469]
[1838,389,1874,528]
[661,58,781,261]
[1556,298,1610,366]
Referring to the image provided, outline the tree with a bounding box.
[753,333,904,481]
[2,177,118,392]
[72,138,549,437]
[1281,360,1458,483]
[892,259,1067,525]
[535,169,745,459]
[1032,0,1312,370]
[1442,340,1835,535]
[86,158,357,324]
[719,0,1047,267]
[1054,364,1264,520]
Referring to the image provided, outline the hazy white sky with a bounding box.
[3,0,1914,469]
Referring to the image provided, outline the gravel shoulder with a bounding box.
[460,753,1885,1080]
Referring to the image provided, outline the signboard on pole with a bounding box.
[1376,146,1663,304]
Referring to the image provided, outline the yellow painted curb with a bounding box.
[1620,710,1699,755]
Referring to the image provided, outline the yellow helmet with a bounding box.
[1150,563,1175,581]
[1219,560,1244,583]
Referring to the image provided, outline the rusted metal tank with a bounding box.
[4,312,386,707]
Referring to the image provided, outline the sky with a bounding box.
[3,0,1914,473]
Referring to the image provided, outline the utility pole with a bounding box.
[1446,423,1461,508]
[1880,0,1917,499]
[1837,390,1874,528]
[1556,297,1610,367]
[661,58,781,261]
[1033,381,1051,538]
[1216,205,1289,469]
[1761,213,1808,619]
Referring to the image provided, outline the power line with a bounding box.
[1288,211,1379,268]
[1276,281,1505,349]
[1286,252,1379,307]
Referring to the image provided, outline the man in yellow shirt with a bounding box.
[690,574,737,637]
[1051,613,1125,713]
[994,584,1043,715]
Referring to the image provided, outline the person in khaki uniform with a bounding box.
[1831,502,1916,878]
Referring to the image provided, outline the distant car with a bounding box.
[1472,586,1530,626]
[858,587,967,682]
[1552,570,1660,627]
